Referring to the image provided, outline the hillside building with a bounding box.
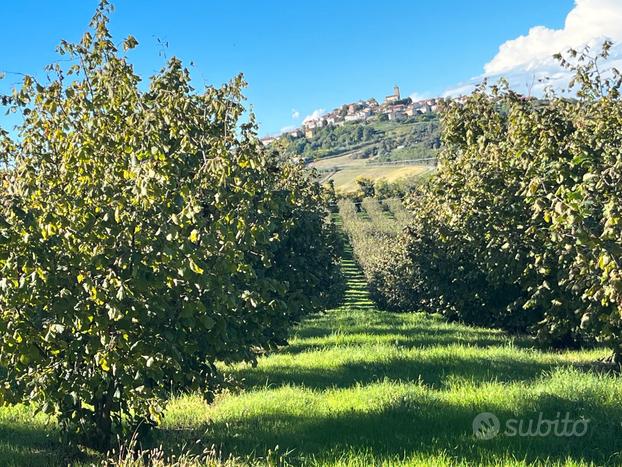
[385,84,401,104]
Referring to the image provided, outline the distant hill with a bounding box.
[276,113,441,193]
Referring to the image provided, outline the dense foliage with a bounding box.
[365,44,622,361]
[283,123,382,159]
[337,45,622,363]
[0,2,343,449]
[373,117,440,161]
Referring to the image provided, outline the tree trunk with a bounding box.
[92,378,115,451]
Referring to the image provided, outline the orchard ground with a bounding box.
[1,242,622,466]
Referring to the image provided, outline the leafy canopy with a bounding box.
[0,0,343,449]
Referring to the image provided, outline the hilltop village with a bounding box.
[261,85,443,145]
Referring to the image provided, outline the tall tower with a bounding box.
[394,84,400,100]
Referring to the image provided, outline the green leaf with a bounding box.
[123,35,138,51]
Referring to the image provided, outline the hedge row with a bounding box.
[360,45,622,361]
[0,4,343,449]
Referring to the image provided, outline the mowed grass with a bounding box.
[1,244,622,466]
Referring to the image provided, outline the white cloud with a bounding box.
[408,91,429,102]
[443,0,622,97]
[280,125,296,133]
[485,0,622,77]
[302,108,325,124]
[291,109,300,120]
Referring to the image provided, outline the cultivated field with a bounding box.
[309,153,431,193]
[323,165,429,192]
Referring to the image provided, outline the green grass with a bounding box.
[1,243,622,465]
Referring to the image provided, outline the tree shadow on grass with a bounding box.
[156,390,622,465]
[245,306,596,393]
[285,322,530,354]
[232,350,575,392]
[0,422,92,467]
[323,313,519,349]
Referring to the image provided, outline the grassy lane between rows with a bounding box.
[1,240,622,465]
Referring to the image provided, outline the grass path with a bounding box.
[1,242,622,465]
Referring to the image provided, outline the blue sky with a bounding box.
[2,0,620,136]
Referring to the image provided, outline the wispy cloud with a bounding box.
[291,109,300,120]
[408,91,429,102]
[280,125,296,133]
[302,108,325,123]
